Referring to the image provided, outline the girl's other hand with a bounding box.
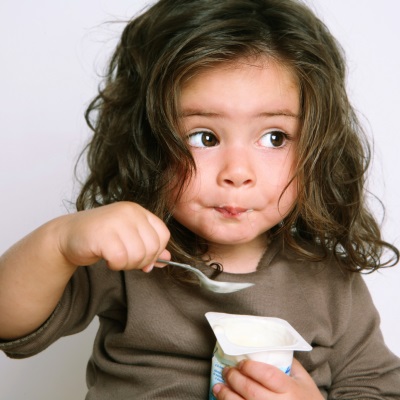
[213,358,323,400]
[57,202,170,271]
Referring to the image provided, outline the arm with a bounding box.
[0,202,170,340]
[327,274,400,398]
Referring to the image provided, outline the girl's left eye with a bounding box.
[259,130,288,148]
[187,131,219,147]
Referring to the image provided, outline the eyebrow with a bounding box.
[179,109,300,119]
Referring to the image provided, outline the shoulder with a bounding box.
[266,237,372,313]
[264,236,354,284]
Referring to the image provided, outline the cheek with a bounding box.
[169,170,201,211]
[277,150,298,203]
[278,177,298,213]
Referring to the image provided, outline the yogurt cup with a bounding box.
[206,312,312,399]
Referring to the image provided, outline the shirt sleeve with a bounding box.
[0,261,124,359]
[328,274,400,399]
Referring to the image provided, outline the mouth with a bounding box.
[214,206,254,217]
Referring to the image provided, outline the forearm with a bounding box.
[0,217,78,340]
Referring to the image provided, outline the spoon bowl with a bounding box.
[156,259,254,294]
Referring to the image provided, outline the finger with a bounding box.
[154,249,171,267]
[223,365,274,400]
[121,216,169,269]
[212,382,244,400]
[100,232,131,270]
[102,225,157,270]
[129,214,170,268]
[235,360,290,393]
[146,213,171,249]
[141,264,155,273]
[143,249,171,273]
[291,359,324,399]
[290,358,315,384]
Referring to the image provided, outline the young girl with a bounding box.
[1,0,399,398]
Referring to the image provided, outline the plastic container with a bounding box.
[206,312,312,399]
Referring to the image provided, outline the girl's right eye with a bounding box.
[187,130,219,147]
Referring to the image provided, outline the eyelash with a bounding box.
[259,129,291,148]
[187,130,219,147]
[187,129,291,148]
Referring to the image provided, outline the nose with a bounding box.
[217,147,256,188]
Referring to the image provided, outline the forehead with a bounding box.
[179,57,300,118]
[182,55,298,84]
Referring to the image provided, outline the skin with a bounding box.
[213,359,323,400]
[175,58,299,273]
[0,56,322,399]
[0,202,171,338]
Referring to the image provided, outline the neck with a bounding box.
[207,234,270,274]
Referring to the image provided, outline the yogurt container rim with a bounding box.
[206,312,312,355]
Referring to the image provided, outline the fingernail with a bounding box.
[222,366,231,377]
[142,264,154,273]
[212,383,222,395]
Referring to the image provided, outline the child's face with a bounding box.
[173,57,300,254]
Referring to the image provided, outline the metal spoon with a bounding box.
[156,259,254,293]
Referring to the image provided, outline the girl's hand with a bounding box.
[0,201,170,340]
[212,359,323,400]
[58,201,171,271]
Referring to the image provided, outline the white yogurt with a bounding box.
[206,312,312,400]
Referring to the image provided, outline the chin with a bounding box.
[206,231,265,246]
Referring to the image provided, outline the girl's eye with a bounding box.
[259,130,288,148]
[187,131,219,147]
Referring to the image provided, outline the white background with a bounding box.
[0,1,399,399]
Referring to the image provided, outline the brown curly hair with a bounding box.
[76,0,399,273]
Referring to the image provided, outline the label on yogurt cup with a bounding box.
[206,312,312,400]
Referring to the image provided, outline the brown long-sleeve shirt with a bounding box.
[2,237,400,399]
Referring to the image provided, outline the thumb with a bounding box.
[154,249,171,266]
[290,358,312,381]
[157,248,171,262]
[142,249,171,273]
